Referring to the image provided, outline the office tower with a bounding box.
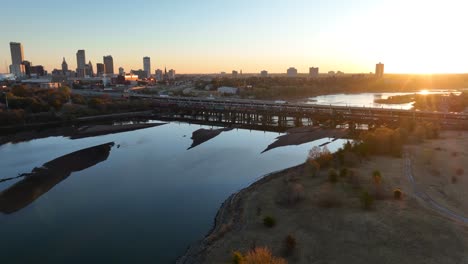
[119,67,125,76]
[62,57,68,74]
[30,65,45,76]
[309,67,319,78]
[287,67,298,77]
[103,55,114,75]
[168,69,176,80]
[155,69,163,80]
[9,42,25,77]
[76,50,86,78]
[375,62,384,78]
[22,60,31,76]
[232,70,238,77]
[143,57,151,78]
[86,61,94,77]
[96,63,105,76]
[260,70,268,77]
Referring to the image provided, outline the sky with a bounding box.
[1,0,468,74]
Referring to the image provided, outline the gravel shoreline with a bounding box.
[176,165,303,264]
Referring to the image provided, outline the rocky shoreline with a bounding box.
[176,165,304,264]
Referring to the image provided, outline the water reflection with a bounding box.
[188,128,233,150]
[263,127,348,153]
[0,142,114,214]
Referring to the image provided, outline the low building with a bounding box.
[218,86,239,95]
[131,69,147,80]
[287,67,298,77]
[309,67,319,78]
[40,82,61,89]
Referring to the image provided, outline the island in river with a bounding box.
[178,130,468,264]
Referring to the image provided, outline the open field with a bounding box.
[180,131,468,263]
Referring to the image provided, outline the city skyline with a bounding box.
[1,0,468,74]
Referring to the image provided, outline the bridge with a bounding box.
[130,94,468,130]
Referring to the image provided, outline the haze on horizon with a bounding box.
[1,0,467,75]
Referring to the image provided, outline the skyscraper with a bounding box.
[62,57,68,74]
[96,63,105,76]
[260,70,268,77]
[309,67,319,78]
[9,42,25,77]
[86,61,94,77]
[103,56,114,75]
[119,67,125,76]
[168,69,176,80]
[143,57,151,78]
[375,62,384,78]
[10,42,24,65]
[155,69,163,80]
[76,50,86,78]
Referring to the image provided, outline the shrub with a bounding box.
[243,247,287,264]
[232,251,244,264]
[317,192,342,208]
[360,191,374,210]
[451,176,458,184]
[328,168,338,183]
[372,170,382,185]
[456,168,464,176]
[284,235,297,256]
[263,216,276,228]
[305,159,320,177]
[285,183,305,205]
[393,188,403,200]
[339,168,348,178]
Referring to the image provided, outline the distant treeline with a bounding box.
[210,74,468,99]
[376,92,468,112]
[0,85,157,126]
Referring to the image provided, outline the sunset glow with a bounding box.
[1,0,468,74]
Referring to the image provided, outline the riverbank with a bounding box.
[0,122,166,145]
[179,131,468,263]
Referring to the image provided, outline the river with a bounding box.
[305,90,460,109]
[0,121,347,263]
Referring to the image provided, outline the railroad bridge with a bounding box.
[130,94,468,130]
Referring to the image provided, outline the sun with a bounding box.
[419,90,430,95]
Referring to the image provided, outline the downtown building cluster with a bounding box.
[4,42,177,83]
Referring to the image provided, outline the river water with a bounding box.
[305,90,460,109]
[0,121,346,263]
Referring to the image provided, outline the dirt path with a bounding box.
[404,151,468,224]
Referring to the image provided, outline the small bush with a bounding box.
[284,235,297,256]
[263,216,276,228]
[360,191,374,210]
[243,247,287,264]
[339,168,348,178]
[285,183,305,205]
[393,188,403,200]
[328,168,338,183]
[317,193,342,208]
[452,152,458,157]
[232,251,244,264]
[456,168,464,176]
[305,159,320,177]
[451,176,458,184]
[372,170,382,185]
